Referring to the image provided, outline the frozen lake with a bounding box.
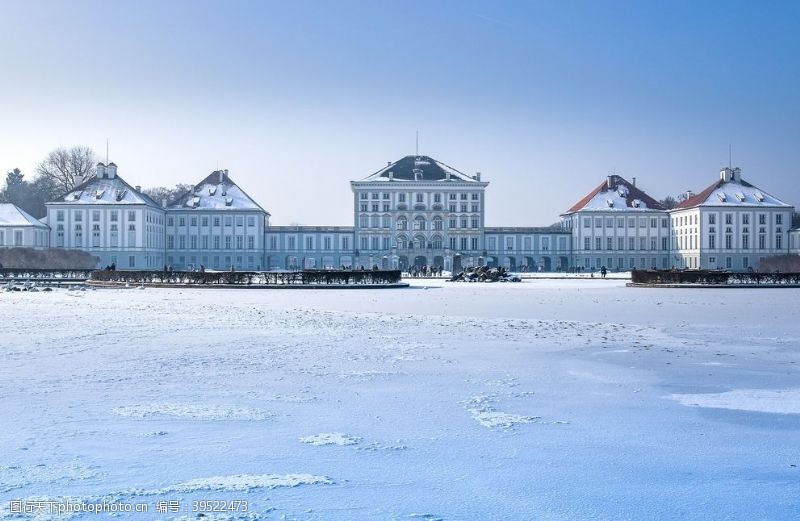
[1,280,799,520]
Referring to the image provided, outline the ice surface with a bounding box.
[668,388,800,414]
[1,279,799,519]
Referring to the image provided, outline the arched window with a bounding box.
[396,235,408,249]
[432,235,443,249]
[396,216,408,231]
[432,216,443,230]
[414,216,426,231]
[414,234,426,249]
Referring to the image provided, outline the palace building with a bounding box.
[4,153,794,272]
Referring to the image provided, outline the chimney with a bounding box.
[632,176,636,187]
[685,190,694,200]
[387,161,391,166]
[161,198,167,208]
[96,162,106,179]
[106,162,117,179]
[720,167,732,182]
[607,175,613,189]
[134,185,141,192]
[446,171,451,181]
[732,167,741,182]
[219,169,225,183]
[75,175,84,187]
[388,171,394,180]
[475,172,481,181]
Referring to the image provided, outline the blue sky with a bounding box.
[1,0,798,224]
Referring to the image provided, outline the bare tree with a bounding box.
[35,146,96,193]
[142,184,194,205]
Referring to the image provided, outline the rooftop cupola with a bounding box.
[96,162,107,178]
[107,162,117,179]
[720,166,741,183]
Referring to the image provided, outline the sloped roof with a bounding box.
[675,178,792,209]
[564,175,665,214]
[168,171,268,213]
[50,174,161,208]
[0,203,49,228]
[361,155,480,182]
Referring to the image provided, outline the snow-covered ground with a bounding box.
[1,280,799,520]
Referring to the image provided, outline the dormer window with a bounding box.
[606,199,614,208]
[734,192,745,202]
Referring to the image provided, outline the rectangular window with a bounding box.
[128,211,136,222]
[202,217,209,226]
[214,236,221,249]
[225,236,232,249]
[190,216,197,226]
[248,236,255,249]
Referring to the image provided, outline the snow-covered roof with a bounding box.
[361,155,481,182]
[50,174,160,208]
[564,175,665,214]
[168,171,268,213]
[676,177,792,210]
[0,203,49,228]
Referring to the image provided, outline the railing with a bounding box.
[0,268,94,281]
[631,269,800,285]
[89,269,403,286]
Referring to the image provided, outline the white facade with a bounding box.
[31,158,799,273]
[265,226,355,270]
[350,155,489,271]
[0,203,49,249]
[45,163,165,269]
[164,170,269,271]
[670,167,793,270]
[561,175,672,271]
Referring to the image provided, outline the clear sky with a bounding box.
[1,0,798,225]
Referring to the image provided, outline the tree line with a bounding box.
[1,146,192,218]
